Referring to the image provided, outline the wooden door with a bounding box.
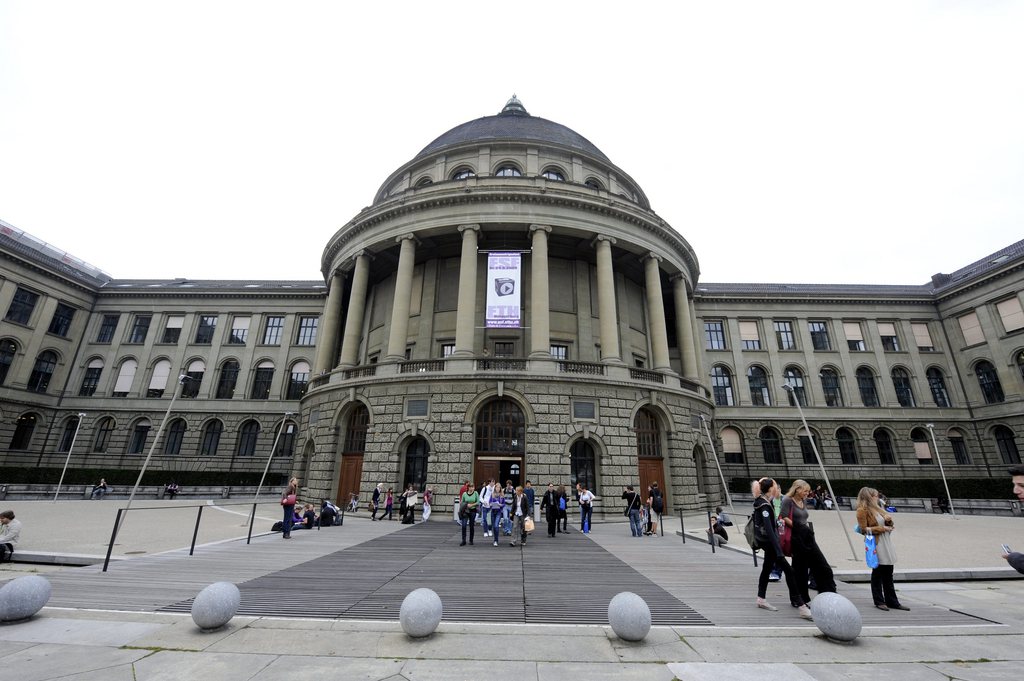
[337,454,363,507]
[474,459,500,488]
[638,458,667,508]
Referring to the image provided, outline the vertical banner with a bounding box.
[485,252,522,328]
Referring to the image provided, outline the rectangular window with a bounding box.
[950,437,970,465]
[914,440,932,465]
[96,314,120,343]
[161,315,184,344]
[286,367,309,400]
[722,429,743,464]
[704,320,726,350]
[5,287,39,325]
[47,303,76,337]
[79,367,102,396]
[878,322,901,352]
[128,315,151,343]
[912,322,935,351]
[229,316,250,345]
[494,342,514,358]
[773,321,796,350]
[550,344,569,360]
[440,343,455,357]
[194,315,217,344]
[295,316,318,345]
[844,322,865,351]
[957,312,984,346]
[996,297,1024,333]
[251,367,274,399]
[799,435,818,464]
[262,316,284,345]
[739,321,761,350]
[808,321,831,351]
[633,354,647,368]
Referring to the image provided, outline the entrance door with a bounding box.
[638,458,666,506]
[337,454,363,507]
[474,459,500,487]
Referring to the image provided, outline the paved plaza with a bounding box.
[0,499,1022,679]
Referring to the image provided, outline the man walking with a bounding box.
[622,485,643,537]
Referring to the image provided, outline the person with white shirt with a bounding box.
[510,486,530,547]
[578,484,595,533]
[0,509,23,563]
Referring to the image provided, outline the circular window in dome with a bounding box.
[494,165,522,178]
[451,167,476,181]
[541,168,565,181]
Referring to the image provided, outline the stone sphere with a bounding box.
[809,592,862,642]
[191,582,241,630]
[399,588,443,638]
[0,575,51,622]
[608,591,652,641]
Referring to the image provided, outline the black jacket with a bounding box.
[753,496,782,555]
[540,490,560,521]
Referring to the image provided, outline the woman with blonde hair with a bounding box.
[781,479,836,606]
[280,477,299,539]
[752,477,812,619]
[856,486,909,611]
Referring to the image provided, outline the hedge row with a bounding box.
[729,477,1014,500]
[0,467,287,487]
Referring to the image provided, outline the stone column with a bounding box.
[386,234,417,361]
[644,253,671,371]
[313,271,344,374]
[594,235,622,363]
[529,224,552,357]
[673,275,699,379]
[338,251,370,369]
[453,224,480,356]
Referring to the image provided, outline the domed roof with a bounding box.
[414,96,610,163]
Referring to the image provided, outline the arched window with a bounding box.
[147,359,172,398]
[27,350,57,393]
[926,367,951,407]
[79,358,104,396]
[783,367,807,406]
[128,418,151,454]
[892,368,916,407]
[451,167,475,181]
[856,367,879,407]
[721,427,743,464]
[57,416,81,453]
[584,178,603,190]
[694,445,707,494]
[164,418,187,455]
[798,427,820,464]
[541,168,565,181]
[287,361,310,400]
[994,425,1021,464]
[403,437,429,491]
[911,427,932,464]
[1017,350,1024,382]
[250,360,274,399]
[570,440,597,489]
[975,360,1004,404]
[948,428,970,464]
[0,339,16,385]
[10,412,38,450]
[199,420,223,456]
[874,429,896,464]
[634,408,661,458]
[181,359,205,398]
[710,365,734,406]
[820,368,843,407]
[475,400,525,455]
[414,176,433,187]
[112,359,138,397]
[274,420,298,457]
[93,416,115,453]
[494,165,522,177]
[216,360,240,399]
[760,427,783,464]
[236,420,260,456]
[747,366,771,406]
[837,427,858,464]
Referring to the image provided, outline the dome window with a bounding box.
[541,168,565,181]
[415,176,434,187]
[451,167,476,181]
[494,165,522,177]
[584,178,603,190]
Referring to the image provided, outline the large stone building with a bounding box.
[1,98,1022,513]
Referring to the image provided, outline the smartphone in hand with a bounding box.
[1001,544,1012,554]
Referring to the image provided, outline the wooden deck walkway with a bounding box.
[43,518,994,628]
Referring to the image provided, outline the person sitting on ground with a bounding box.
[707,514,729,547]
[164,480,179,499]
[90,478,108,500]
[0,510,22,563]
[715,505,733,526]
[1002,465,1024,574]
[291,504,316,530]
[320,499,339,526]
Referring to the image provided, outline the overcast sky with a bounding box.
[1,2,1021,285]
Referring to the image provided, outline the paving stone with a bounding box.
[799,663,950,681]
[0,643,149,681]
[132,650,277,681]
[248,655,405,680]
[667,662,818,680]
[0,616,165,647]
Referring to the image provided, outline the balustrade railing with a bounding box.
[477,357,528,371]
[399,360,446,373]
[630,367,665,383]
[557,360,605,376]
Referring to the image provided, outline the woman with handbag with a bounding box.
[459,482,480,546]
[856,487,910,611]
[753,477,812,619]
[781,479,836,607]
[280,477,299,539]
[510,486,530,547]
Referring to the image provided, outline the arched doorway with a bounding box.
[403,437,429,491]
[336,404,369,506]
[634,407,667,505]
[474,399,525,487]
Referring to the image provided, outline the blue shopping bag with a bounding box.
[864,533,879,569]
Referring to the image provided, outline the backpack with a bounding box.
[651,492,664,514]
[743,515,759,549]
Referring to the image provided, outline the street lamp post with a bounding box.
[926,423,957,518]
[53,413,87,502]
[782,383,860,561]
[698,414,734,511]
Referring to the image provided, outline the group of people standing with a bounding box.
[457,480,531,547]
[370,483,432,524]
